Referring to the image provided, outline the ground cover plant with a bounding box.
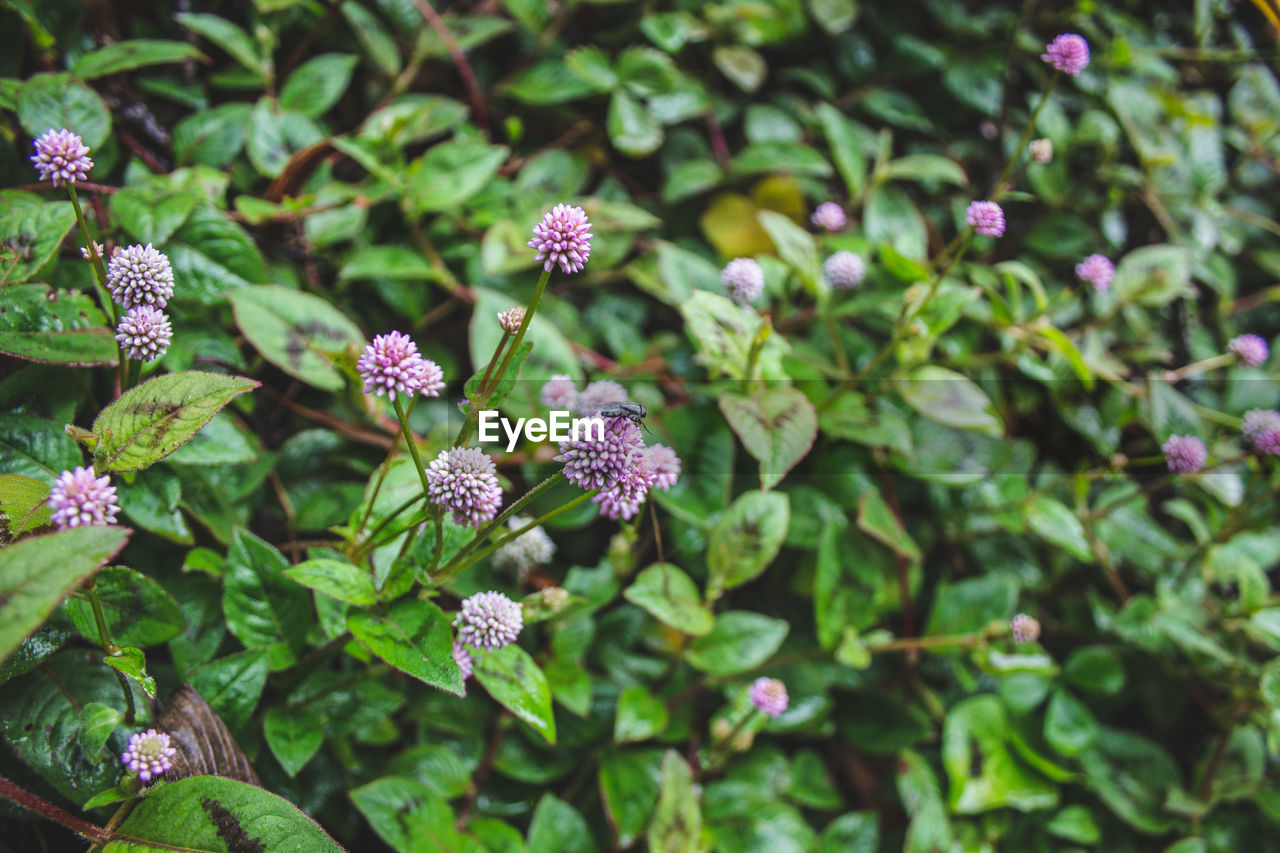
[1,0,1280,850]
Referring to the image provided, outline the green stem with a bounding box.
[393,396,433,499]
[991,73,1059,200]
[442,470,567,574]
[68,187,128,388]
[489,267,551,391]
[443,489,595,582]
[85,581,136,723]
[355,493,428,560]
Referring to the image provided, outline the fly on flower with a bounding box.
[598,401,652,433]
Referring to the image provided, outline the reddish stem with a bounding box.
[0,776,109,843]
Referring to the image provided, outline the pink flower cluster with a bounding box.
[529,204,593,275]
[121,729,177,783]
[357,331,445,400]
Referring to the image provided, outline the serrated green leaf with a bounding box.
[349,598,465,695]
[474,643,556,743]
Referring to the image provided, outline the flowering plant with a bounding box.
[1,4,1278,851]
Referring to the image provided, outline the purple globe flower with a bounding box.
[593,455,657,521]
[455,591,523,651]
[49,466,120,529]
[492,515,556,575]
[749,678,788,718]
[30,129,93,186]
[556,416,645,492]
[645,444,681,491]
[722,258,764,305]
[541,374,578,411]
[1075,254,1115,293]
[1029,138,1053,164]
[497,306,525,334]
[966,201,1006,238]
[121,729,177,783]
[810,202,847,231]
[1042,33,1090,77]
[576,379,627,415]
[1228,334,1268,368]
[1163,435,1207,474]
[115,305,172,362]
[453,640,474,681]
[1010,613,1041,644]
[106,244,174,310]
[426,447,502,527]
[824,251,866,290]
[1243,410,1280,445]
[529,204,593,275]
[357,331,444,400]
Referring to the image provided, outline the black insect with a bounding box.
[598,401,652,433]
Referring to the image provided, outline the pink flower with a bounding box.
[356,331,444,400]
[1029,138,1053,164]
[576,380,627,416]
[749,678,788,717]
[31,129,93,186]
[824,251,866,290]
[810,202,847,231]
[1162,435,1207,474]
[645,444,681,491]
[49,466,120,529]
[1075,254,1115,293]
[497,306,525,334]
[121,729,177,783]
[1010,613,1040,644]
[541,374,578,411]
[556,416,645,492]
[426,447,502,527]
[106,244,174,310]
[965,201,1005,238]
[529,204,593,275]
[455,591,522,651]
[453,640,474,681]
[722,258,764,305]
[115,306,172,362]
[1243,410,1280,445]
[1041,33,1090,76]
[1228,334,1268,368]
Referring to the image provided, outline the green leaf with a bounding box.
[707,490,790,594]
[360,94,467,147]
[718,387,817,490]
[65,565,184,648]
[281,53,358,117]
[340,1,402,75]
[926,576,1016,642]
[229,285,365,391]
[1025,495,1093,562]
[1063,646,1125,695]
[506,59,600,105]
[599,750,663,848]
[104,645,156,699]
[72,40,206,79]
[623,563,714,636]
[0,650,143,805]
[687,610,788,675]
[339,245,439,282]
[473,643,556,743]
[647,750,701,853]
[897,749,951,853]
[0,526,130,660]
[264,705,324,776]
[884,153,968,186]
[819,812,879,853]
[614,684,669,742]
[607,90,663,156]
[898,366,1004,437]
[174,13,266,80]
[91,371,259,473]
[104,775,343,851]
[856,490,921,562]
[80,701,123,757]
[189,648,270,730]
[713,45,766,92]
[285,558,378,605]
[166,203,269,304]
[408,140,509,214]
[349,598,464,695]
[245,96,293,177]
[0,413,81,484]
[350,776,470,853]
[565,46,618,91]
[1044,689,1099,756]
[1079,728,1179,833]
[174,102,252,167]
[0,281,114,365]
[0,473,53,534]
[757,210,822,291]
[222,529,310,670]
[941,694,1059,813]
[111,178,199,247]
[17,72,112,149]
[528,793,593,853]
[0,197,77,285]
[815,103,867,201]
[679,290,788,379]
